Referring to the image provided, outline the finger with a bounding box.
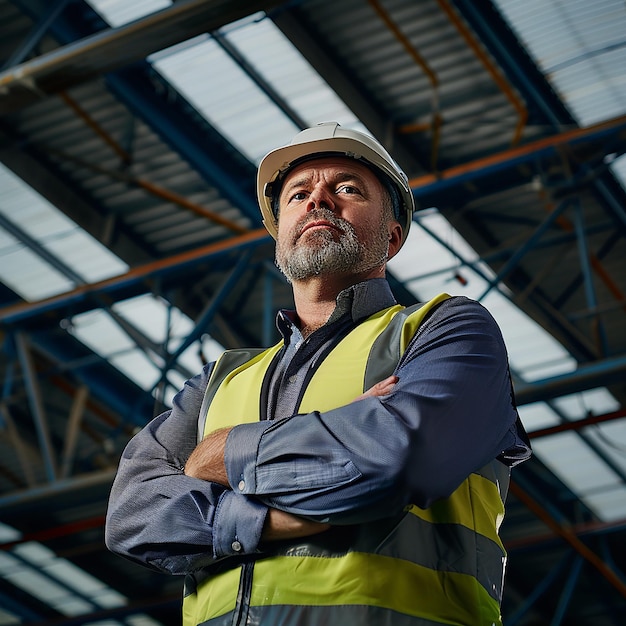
[353,375,398,402]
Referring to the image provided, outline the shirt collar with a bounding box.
[276,278,397,339]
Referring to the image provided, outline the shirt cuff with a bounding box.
[212,489,268,559]
[224,420,274,495]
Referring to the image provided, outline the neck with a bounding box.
[291,266,386,334]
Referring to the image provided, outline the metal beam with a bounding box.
[153,248,256,393]
[528,408,626,439]
[0,469,116,508]
[0,0,286,115]
[60,385,89,479]
[514,355,626,405]
[477,197,573,301]
[0,229,270,325]
[408,113,626,199]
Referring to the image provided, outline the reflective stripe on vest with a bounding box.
[187,293,507,626]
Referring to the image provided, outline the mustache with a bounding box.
[295,209,353,237]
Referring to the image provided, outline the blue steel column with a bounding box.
[573,198,609,356]
[1,0,71,70]
[151,249,256,396]
[477,197,573,301]
[551,555,585,626]
[14,332,57,482]
[506,553,572,626]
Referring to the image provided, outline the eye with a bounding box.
[290,191,308,202]
[337,185,360,195]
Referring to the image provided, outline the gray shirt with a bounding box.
[105,279,530,575]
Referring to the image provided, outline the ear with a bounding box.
[386,221,404,261]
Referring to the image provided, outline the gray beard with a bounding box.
[275,210,388,283]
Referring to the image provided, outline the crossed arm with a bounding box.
[183,376,399,541]
[105,298,524,575]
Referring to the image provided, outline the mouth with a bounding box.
[299,220,340,237]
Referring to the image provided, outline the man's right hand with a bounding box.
[262,508,330,542]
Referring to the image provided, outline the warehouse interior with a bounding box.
[0,0,625,624]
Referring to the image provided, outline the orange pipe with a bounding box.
[435,0,528,146]
[368,0,441,169]
[133,177,249,234]
[368,0,438,87]
[47,147,249,234]
[59,91,131,165]
[528,408,626,439]
[408,114,626,188]
[509,481,626,598]
[505,515,626,551]
[58,93,247,233]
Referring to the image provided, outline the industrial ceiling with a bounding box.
[0,0,625,624]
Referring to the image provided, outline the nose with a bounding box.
[306,186,335,212]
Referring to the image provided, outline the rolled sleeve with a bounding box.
[212,489,268,558]
[107,363,271,574]
[225,419,273,494]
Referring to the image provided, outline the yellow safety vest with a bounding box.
[184,294,509,626]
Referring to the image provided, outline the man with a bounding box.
[106,122,531,625]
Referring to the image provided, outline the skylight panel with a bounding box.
[68,308,162,390]
[531,431,625,517]
[152,34,300,164]
[492,0,626,188]
[112,294,195,349]
[552,388,620,417]
[1,556,94,617]
[516,402,562,431]
[14,542,127,608]
[584,419,626,475]
[0,163,128,300]
[126,616,165,626]
[583,484,626,522]
[0,607,20,625]
[222,16,367,134]
[0,526,161,624]
[0,522,20,543]
[150,12,367,165]
[86,0,171,27]
[0,233,74,300]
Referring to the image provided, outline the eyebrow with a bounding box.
[281,171,369,197]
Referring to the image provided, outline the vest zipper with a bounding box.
[232,561,254,626]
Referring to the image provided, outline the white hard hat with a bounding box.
[257,122,414,246]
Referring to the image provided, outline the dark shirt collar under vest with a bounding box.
[276,278,398,341]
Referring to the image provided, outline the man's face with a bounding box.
[274,156,397,283]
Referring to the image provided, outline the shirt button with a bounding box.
[231,540,242,552]
[238,480,245,491]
